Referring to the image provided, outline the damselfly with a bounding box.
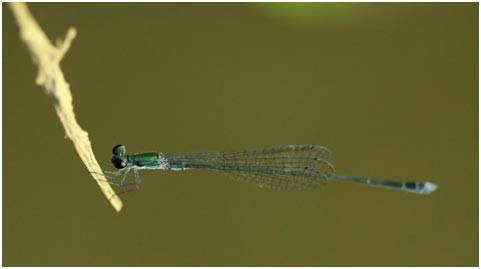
[106,145,437,194]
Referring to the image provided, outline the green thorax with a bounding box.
[129,152,160,167]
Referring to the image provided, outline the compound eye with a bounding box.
[113,145,126,156]
[112,157,127,169]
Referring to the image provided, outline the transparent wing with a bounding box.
[163,145,335,191]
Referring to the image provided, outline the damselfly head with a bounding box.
[112,145,128,170]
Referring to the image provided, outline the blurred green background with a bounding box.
[3,3,478,266]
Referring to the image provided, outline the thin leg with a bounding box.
[104,170,121,178]
[90,170,138,196]
[134,169,141,190]
[120,167,131,186]
[89,171,122,187]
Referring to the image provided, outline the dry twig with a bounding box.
[8,3,123,212]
